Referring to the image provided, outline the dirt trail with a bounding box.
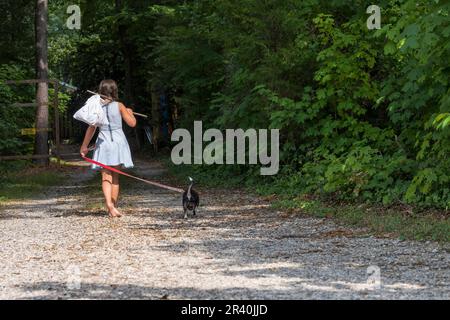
[0,159,448,299]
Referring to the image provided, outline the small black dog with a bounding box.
[182,177,199,219]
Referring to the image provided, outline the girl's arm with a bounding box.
[80,125,97,156]
[119,102,137,128]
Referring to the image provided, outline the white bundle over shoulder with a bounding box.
[73,95,110,127]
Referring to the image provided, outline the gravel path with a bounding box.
[0,159,448,300]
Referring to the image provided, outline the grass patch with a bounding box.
[166,161,257,189]
[0,165,64,205]
[273,196,449,242]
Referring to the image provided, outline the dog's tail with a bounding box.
[187,177,194,198]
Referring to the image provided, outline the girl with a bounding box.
[80,80,137,218]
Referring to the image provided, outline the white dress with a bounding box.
[91,102,134,170]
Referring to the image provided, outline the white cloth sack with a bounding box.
[73,95,109,127]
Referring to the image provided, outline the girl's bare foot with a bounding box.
[107,206,122,218]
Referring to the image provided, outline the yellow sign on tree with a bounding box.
[21,128,52,136]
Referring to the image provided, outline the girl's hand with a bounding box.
[80,145,89,157]
[80,126,97,157]
[119,103,137,127]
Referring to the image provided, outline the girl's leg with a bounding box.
[112,170,120,208]
[101,169,121,217]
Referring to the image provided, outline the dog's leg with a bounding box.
[193,208,196,216]
[183,209,187,219]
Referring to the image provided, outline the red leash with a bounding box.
[82,156,184,193]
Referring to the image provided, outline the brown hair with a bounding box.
[98,79,118,100]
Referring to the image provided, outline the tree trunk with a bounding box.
[151,82,160,153]
[115,0,141,150]
[34,0,49,165]
[114,0,134,105]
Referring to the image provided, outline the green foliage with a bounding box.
[1,0,449,210]
[41,0,448,209]
[0,64,70,156]
[273,197,449,242]
[155,0,450,209]
[0,0,35,65]
[0,169,63,204]
[0,65,35,155]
